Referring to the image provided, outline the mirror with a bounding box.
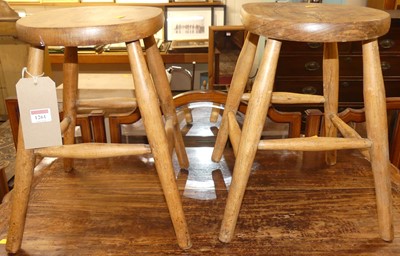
[207,25,246,90]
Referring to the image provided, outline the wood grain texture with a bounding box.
[212,32,259,163]
[363,39,394,241]
[323,42,339,166]
[15,6,164,46]
[241,3,391,42]
[0,148,400,255]
[219,38,282,243]
[6,46,42,253]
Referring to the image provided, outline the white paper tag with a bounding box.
[16,77,62,149]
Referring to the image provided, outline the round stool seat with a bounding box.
[16,6,164,46]
[241,3,390,42]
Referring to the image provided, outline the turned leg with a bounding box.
[219,39,282,242]
[212,32,260,162]
[62,47,79,172]
[322,42,339,165]
[363,39,393,241]
[144,36,189,170]
[6,46,43,253]
[126,40,191,249]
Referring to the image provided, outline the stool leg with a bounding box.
[212,32,259,162]
[143,36,189,169]
[126,40,191,249]
[362,39,394,241]
[219,39,282,243]
[0,160,9,201]
[62,47,79,172]
[6,46,43,253]
[322,43,339,165]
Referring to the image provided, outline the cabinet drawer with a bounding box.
[340,55,400,77]
[273,80,400,103]
[338,80,400,101]
[280,41,351,54]
[351,20,400,53]
[275,55,400,78]
[276,56,323,77]
[274,80,363,102]
[276,56,354,77]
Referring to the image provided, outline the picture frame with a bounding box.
[165,7,213,41]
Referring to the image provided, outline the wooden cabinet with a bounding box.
[367,0,397,10]
[274,10,400,110]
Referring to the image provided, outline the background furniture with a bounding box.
[5,97,107,147]
[107,90,303,143]
[304,97,400,168]
[272,10,400,114]
[207,25,246,89]
[7,1,225,91]
[0,1,26,121]
[368,0,397,10]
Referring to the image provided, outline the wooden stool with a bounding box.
[212,3,394,243]
[7,6,191,253]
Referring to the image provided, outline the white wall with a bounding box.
[225,0,368,25]
[225,0,275,25]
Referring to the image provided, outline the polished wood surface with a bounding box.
[1,146,400,255]
[16,6,164,46]
[241,3,391,42]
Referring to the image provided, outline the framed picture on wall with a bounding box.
[165,7,213,41]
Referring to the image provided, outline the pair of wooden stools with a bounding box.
[6,3,393,253]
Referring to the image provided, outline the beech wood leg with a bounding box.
[212,32,259,163]
[323,42,339,165]
[183,106,193,124]
[363,39,394,241]
[219,39,282,242]
[209,106,221,123]
[62,47,78,172]
[144,36,189,169]
[126,40,191,249]
[0,160,9,201]
[6,46,43,253]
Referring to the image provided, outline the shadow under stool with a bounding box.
[6,6,191,253]
[212,3,394,243]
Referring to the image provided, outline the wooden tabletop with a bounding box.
[0,145,399,255]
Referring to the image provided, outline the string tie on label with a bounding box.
[21,67,45,85]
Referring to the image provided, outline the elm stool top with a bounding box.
[16,6,164,46]
[241,3,391,42]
